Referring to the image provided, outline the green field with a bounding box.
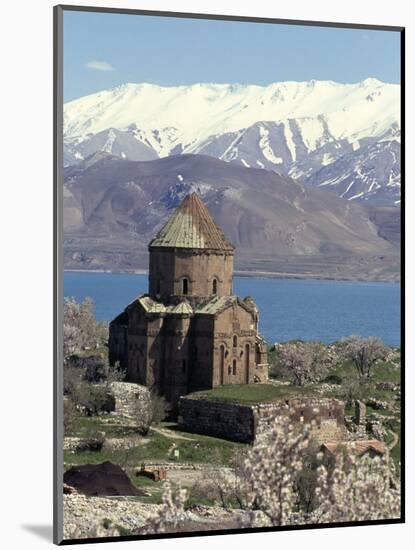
[65,417,246,469]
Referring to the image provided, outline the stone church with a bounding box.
[109,193,268,405]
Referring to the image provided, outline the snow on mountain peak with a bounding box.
[63,79,400,205]
[64,79,399,148]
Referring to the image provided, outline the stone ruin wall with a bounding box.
[109,382,152,425]
[64,383,152,453]
[254,397,347,444]
[178,398,255,443]
[344,400,367,439]
[178,396,347,444]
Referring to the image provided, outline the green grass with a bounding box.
[64,343,402,477]
[64,419,245,470]
[67,415,142,439]
[78,346,108,358]
[366,406,396,417]
[390,436,401,468]
[185,493,217,509]
[64,431,170,467]
[189,383,317,403]
[129,476,165,504]
[331,358,400,386]
[115,525,133,537]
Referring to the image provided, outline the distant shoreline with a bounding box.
[63,268,400,285]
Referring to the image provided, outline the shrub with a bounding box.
[77,430,106,452]
[338,377,369,407]
[150,392,171,425]
[323,374,343,385]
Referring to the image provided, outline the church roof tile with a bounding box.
[149,193,234,251]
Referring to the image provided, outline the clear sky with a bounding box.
[63,10,401,102]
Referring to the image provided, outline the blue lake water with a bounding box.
[63,272,401,347]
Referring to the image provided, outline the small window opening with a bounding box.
[233,335,238,348]
[182,278,188,295]
[232,359,237,375]
[212,278,218,294]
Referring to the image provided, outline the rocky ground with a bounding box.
[63,493,258,540]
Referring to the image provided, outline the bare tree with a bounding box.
[150,391,171,425]
[64,357,124,417]
[341,335,388,378]
[278,342,333,386]
[63,398,77,434]
[200,448,252,510]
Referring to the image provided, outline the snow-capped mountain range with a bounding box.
[64,79,401,204]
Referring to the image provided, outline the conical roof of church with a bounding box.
[149,193,234,251]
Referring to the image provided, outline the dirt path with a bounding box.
[151,426,196,441]
[388,430,399,450]
[167,467,232,487]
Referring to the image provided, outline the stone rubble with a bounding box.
[63,493,258,540]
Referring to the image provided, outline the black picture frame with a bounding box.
[54,4,405,545]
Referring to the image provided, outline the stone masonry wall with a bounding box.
[179,396,346,444]
[149,248,234,299]
[109,382,152,426]
[254,397,347,444]
[178,398,255,443]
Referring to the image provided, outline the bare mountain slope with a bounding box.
[63,155,399,280]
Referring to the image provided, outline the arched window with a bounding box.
[245,343,250,384]
[212,278,218,294]
[182,277,188,295]
[233,335,238,348]
[255,343,261,365]
[232,359,237,375]
[220,345,225,385]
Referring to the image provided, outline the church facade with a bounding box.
[109,193,268,405]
